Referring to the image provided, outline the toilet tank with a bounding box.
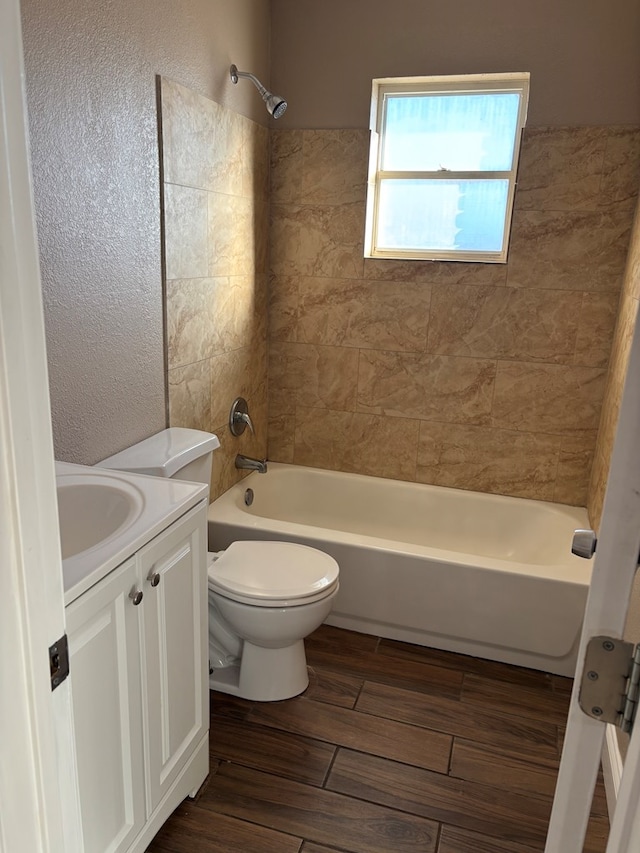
[97,428,220,496]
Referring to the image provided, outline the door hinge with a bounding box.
[49,634,69,691]
[579,635,640,734]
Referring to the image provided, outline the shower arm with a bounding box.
[230,64,287,119]
[230,66,268,101]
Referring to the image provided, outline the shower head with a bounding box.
[230,64,288,119]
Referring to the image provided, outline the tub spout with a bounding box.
[235,454,268,474]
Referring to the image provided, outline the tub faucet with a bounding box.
[235,454,268,474]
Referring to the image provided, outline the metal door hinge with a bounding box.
[579,635,640,734]
[49,634,69,691]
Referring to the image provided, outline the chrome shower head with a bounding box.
[230,64,288,119]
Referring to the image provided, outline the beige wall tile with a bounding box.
[268,413,295,463]
[269,275,299,342]
[166,275,261,368]
[269,341,359,415]
[507,209,632,291]
[301,129,369,205]
[416,422,563,500]
[243,119,270,202]
[427,284,582,363]
[168,359,211,432]
[599,127,640,211]
[164,183,208,280]
[574,292,620,367]
[166,276,235,367]
[516,127,608,211]
[294,407,420,481]
[166,277,215,368]
[206,99,244,196]
[270,202,365,279]
[297,276,430,352]
[357,350,496,425]
[255,199,270,275]
[492,362,607,433]
[161,78,215,190]
[363,258,507,287]
[210,347,254,432]
[208,192,254,277]
[270,129,303,204]
[554,431,598,506]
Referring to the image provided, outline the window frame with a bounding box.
[364,72,530,264]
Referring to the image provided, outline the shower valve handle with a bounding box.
[229,397,254,436]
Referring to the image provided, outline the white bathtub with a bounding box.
[207,463,593,676]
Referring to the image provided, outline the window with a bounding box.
[364,73,530,263]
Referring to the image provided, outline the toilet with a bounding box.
[97,427,339,701]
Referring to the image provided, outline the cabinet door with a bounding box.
[66,558,146,853]
[139,503,208,811]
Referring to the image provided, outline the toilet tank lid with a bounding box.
[97,428,220,478]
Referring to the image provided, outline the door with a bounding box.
[66,558,146,853]
[139,503,209,812]
[545,307,640,852]
[0,0,81,849]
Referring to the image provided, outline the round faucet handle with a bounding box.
[229,397,254,436]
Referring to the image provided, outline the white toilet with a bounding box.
[98,427,339,701]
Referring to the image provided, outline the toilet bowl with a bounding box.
[97,428,340,702]
[207,540,339,701]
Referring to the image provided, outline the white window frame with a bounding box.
[364,72,530,264]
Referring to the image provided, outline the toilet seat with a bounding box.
[207,540,339,608]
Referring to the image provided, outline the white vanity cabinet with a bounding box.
[66,500,209,853]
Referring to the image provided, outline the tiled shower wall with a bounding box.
[268,127,640,505]
[161,79,269,500]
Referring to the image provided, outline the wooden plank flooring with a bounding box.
[148,625,609,853]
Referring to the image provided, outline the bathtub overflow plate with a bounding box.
[244,488,254,506]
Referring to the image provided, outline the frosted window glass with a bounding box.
[377,179,509,253]
[382,93,520,172]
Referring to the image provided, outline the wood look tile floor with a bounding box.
[148,625,609,853]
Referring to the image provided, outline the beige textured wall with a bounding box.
[21,0,270,465]
[268,126,640,503]
[271,0,640,129]
[161,79,269,500]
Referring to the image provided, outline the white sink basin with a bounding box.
[57,476,144,559]
[56,462,208,605]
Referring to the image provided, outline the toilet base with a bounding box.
[209,638,310,701]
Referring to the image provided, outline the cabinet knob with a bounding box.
[148,572,161,588]
[129,588,143,606]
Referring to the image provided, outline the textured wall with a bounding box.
[161,79,269,500]
[270,0,640,129]
[21,0,270,464]
[268,126,640,503]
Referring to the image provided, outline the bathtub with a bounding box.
[207,463,593,676]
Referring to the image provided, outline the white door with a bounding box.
[0,0,82,849]
[545,307,640,852]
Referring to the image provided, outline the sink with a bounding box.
[56,461,208,605]
[56,474,144,559]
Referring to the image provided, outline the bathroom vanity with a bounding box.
[58,462,209,853]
